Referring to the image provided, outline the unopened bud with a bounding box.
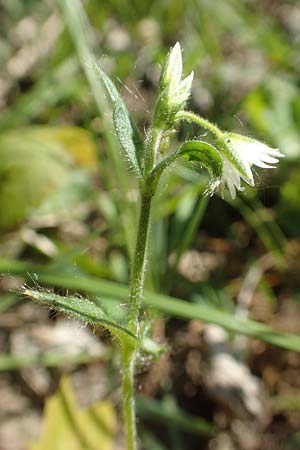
[155,43,193,126]
[159,42,182,93]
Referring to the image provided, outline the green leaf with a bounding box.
[26,126,98,168]
[30,376,117,450]
[22,288,138,348]
[91,62,142,177]
[272,395,300,411]
[146,140,223,194]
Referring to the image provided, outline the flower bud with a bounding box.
[155,43,193,127]
[159,42,182,93]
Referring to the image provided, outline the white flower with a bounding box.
[218,133,284,199]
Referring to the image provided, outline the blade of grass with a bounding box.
[137,396,214,436]
[141,432,168,450]
[57,0,137,257]
[231,196,287,268]
[166,194,209,291]
[0,350,110,372]
[0,293,18,313]
[2,259,300,352]
[272,395,300,411]
[0,59,81,130]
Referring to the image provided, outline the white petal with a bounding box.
[217,133,284,199]
[176,71,194,104]
[221,135,254,186]
[250,153,278,165]
[253,161,275,169]
[221,158,243,199]
[163,42,182,90]
[226,133,284,180]
[227,178,237,199]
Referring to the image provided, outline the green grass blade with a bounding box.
[57,0,138,257]
[231,196,287,268]
[0,59,80,130]
[137,396,214,436]
[1,259,298,352]
[0,350,110,372]
[166,195,209,291]
[0,293,18,313]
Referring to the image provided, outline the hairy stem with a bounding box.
[122,119,163,449]
[121,346,137,450]
[122,188,153,450]
[175,110,222,139]
[128,192,152,330]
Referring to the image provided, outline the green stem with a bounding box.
[120,114,213,449]
[121,347,137,450]
[121,172,155,450]
[128,192,153,330]
[144,126,164,175]
[120,118,164,449]
[175,110,223,139]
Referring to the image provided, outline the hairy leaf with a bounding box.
[91,62,142,177]
[22,288,138,347]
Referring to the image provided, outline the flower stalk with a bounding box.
[175,110,223,139]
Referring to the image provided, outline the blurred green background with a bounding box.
[0,0,300,449]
